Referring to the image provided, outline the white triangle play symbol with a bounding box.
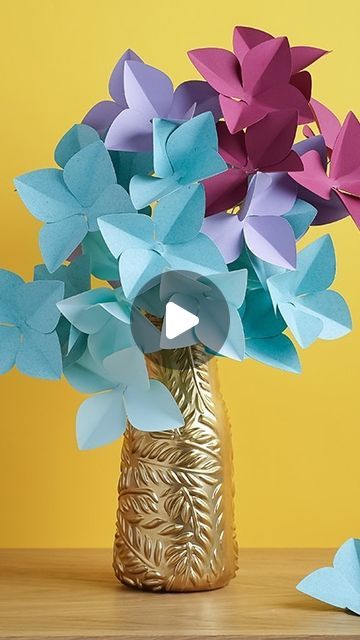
[165,301,199,340]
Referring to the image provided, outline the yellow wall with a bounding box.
[0,0,359,548]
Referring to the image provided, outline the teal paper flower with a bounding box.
[129,113,227,209]
[98,185,227,299]
[65,346,184,449]
[267,235,352,348]
[14,135,136,272]
[0,269,64,379]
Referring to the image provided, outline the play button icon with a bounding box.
[129,269,231,370]
[164,301,199,339]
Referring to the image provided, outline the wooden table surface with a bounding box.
[0,548,359,640]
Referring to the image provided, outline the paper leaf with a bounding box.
[55,124,100,168]
[16,326,62,380]
[123,379,184,431]
[76,388,126,450]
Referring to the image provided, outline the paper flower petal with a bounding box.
[82,232,119,281]
[308,98,341,151]
[0,269,24,324]
[154,184,205,244]
[64,348,118,393]
[119,248,168,299]
[0,325,21,374]
[233,26,272,63]
[204,168,248,217]
[109,48,142,105]
[110,150,153,192]
[88,317,134,363]
[39,215,88,273]
[55,124,100,168]
[63,141,116,207]
[76,388,126,450]
[98,213,153,259]
[296,290,352,340]
[18,280,64,333]
[296,235,336,296]
[289,150,332,199]
[153,119,179,177]
[130,174,179,209]
[245,110,299,170]
[105,108,154,152]
[242,172,297,218]
[283,199,317,239]
[278,301,323,348]
[87,184,136,232]
[330,112,360,182]
[103,347,149,389]
[244,215,296,269]
[14,169,80,222]
[245,334,301,373]
[124,60,174,117]
[16,326,62,380]
[124,379,184,431]
[57,288,117,333]
[170,80,221,120]
[242,38,291,95]
[82,101,123,138]
[298,567,360,612]
[243,288,286,338]
[165,233,227,275]
[290,46,328,74]
[34,255,91,299]
[203,269,247,309]
[188,48,242,96]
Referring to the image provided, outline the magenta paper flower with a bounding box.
[188,27,319,133]
[202,172,297,268]
[290,112,360,228]
[204,110,303,216]
[84,49,220,151]
[303,98,341,153]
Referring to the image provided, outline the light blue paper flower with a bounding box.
[129,113,227,210]
[267,235,352,348]
[98,185,227,299]
[157,269,247,361]
[0,269,64,379]
[297,538,360,615]
[58,286,160,361]
[65,346,184,450]
[15,137,136,273]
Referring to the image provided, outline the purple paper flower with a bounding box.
[83,50,220,152]
[202,172,297,268]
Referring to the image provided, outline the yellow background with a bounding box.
[0,0,359,548]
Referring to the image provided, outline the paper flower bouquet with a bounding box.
[1,25,357,592]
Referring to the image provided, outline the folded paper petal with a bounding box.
[0,269,24,324]
[154,184,205,244]
[278,301,323,347]
[63,141,117,207]
[14,169,81,222]
[98,213,153,259]
[76,388,126,450]
[165,233,227,275]
[105,107,154,152]
[296,290,352,340]
[0,325,21,374]
[290,46,328,75]
[204,169,248,217]
[201,212,244,264]
[124,379,184,431]
[169,80,221,120]
[103,347,149,389]
[289,150,332,199]
[244,215,296,269]
[124,60,174,118]
[108,49,142,105]
[19,280,64,333]
[39,215,88,273]
[245,334,301,373]
[55,124,100,168]
[119,248,168,299]
[187,48,242,96]
[16,326,62,380]
[233,26,272,63]
[82,101,123,138]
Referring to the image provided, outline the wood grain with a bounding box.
[0,548,359,639]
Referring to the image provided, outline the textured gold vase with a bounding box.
[113,344,238,592]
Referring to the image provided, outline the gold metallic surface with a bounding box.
[113,345,238,592]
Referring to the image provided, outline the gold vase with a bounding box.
[113,344,238,592]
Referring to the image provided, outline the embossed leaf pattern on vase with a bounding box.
[113,344,238,591]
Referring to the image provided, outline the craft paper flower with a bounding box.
[297,538,360,615]
[99,185,227,299]
[129,113,227,210]
[290,112,360,228]
[64,346,184,450]
[202,172,301,268]
[267,235,352,348]
[0,270,64,379]
[83,49,220,151]
[204,112,303,216]
[58,287,160,360]
[158,269,247,361]
[303,98,341,153]
[188,28,315,134]
[14,137,136,272]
